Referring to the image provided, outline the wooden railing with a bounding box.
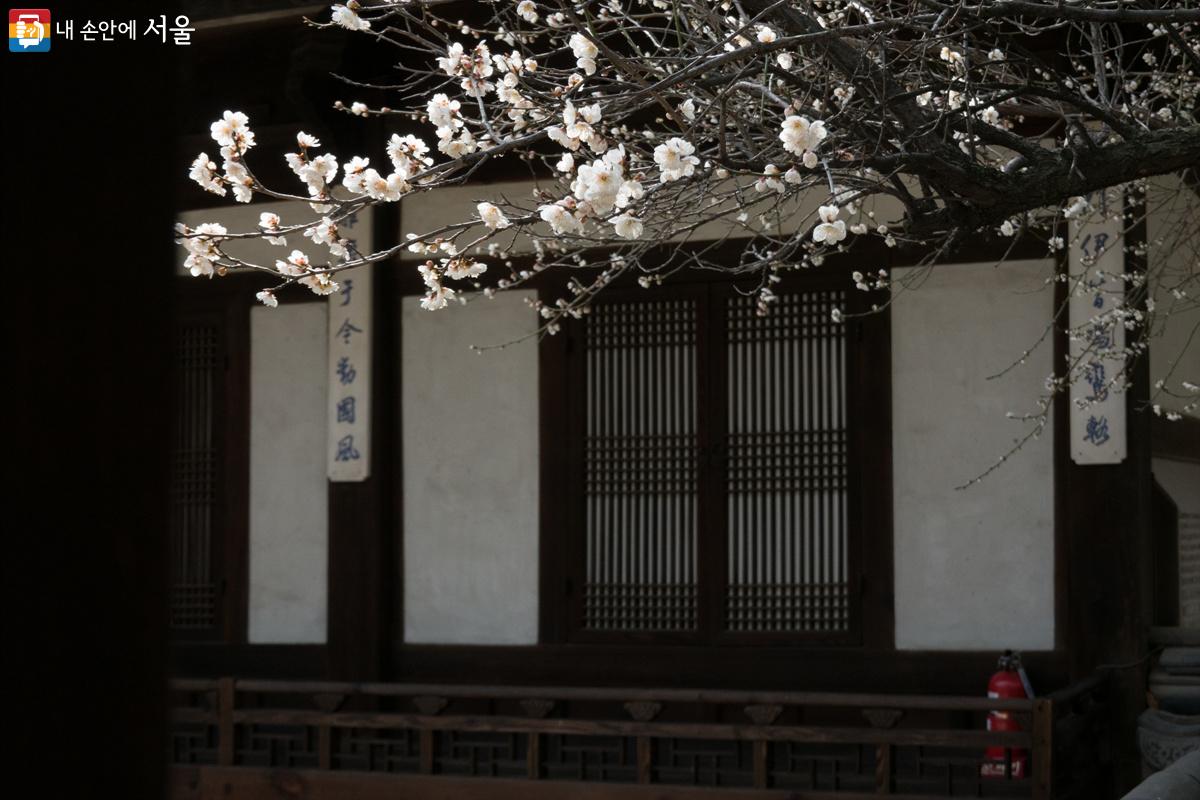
[168,675,1110,799]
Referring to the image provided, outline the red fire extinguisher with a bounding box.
[981,650,1033,779]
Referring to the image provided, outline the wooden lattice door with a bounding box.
[169,309,243,641]
[565,282,862,644]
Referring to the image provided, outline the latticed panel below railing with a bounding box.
[168,677,1119,798]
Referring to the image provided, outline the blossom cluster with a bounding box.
[174,0,1197,430]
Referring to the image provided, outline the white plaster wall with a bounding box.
[248,302,329,644]
[402,292,540,644]
[1153,457,1200,627]
[1155,458,1200,513]
[892,260,1057,650]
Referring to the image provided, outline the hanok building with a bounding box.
[166,4,1200,798]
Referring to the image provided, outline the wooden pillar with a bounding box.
[326,208,399,682]
[1056,207,1153,794]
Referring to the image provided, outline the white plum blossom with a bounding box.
[300,272,339,295]
[438,126,477,158]
[653,137,699,182]
[438,42,466,76]
[209,110,255,151]
[755,164,785,194]
[258,211,287,246]
[612,213,643,239]
[342,156,370,193]
[276,249,311,277]
[555,152,575,173]
[361,168,408,202]
[756,25,777,43]
[222,159,254,202]
[178,222,228,277]
[296,131,320,148]
[1063,196,1090,219]
[426,93,461,129]
[350,102,368,116]
[779,115,827,158]
[571,154,625,214]
[549,101,605,153]
[812,205,847,245]
[303,217,348,260]
[331,4,370,31]
[444,257,487,280]
[516,1,538,23]
[420,285,455,310]
[477,202,511,230]
[255,290,278,308]
[387,133,432,178]
[189,153,224,195]
[616,175,643,208]
[678,98,696,122]
[417,263,457,310]
[539,202,583,235]
[940,46,964,66]
[569,32,598,75]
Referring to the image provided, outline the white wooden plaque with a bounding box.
[327,259,372,482]
[1068,188,1126,465]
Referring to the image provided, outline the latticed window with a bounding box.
[557,279,881,644]
[169,311,238,639]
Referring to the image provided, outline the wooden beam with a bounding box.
[169,766,979,800]
[210,678,1038,712]
[225,709,1032,748]
[387,645,1068,697]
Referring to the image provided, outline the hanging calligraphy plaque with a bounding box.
[1069,188,1127,465]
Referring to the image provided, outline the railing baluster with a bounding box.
[1033,698,1053,800]
[419,729,434,774]
[527,732,541,780]
[875,743,892,794]
[753,739,769,789]
[217,676,234,767]
[318,725,332,770]
[636,736,652,783]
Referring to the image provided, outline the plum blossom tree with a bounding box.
[177,0,1199,437]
